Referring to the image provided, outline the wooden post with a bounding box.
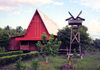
[69,25,73,55]
[19,41,21,50]
[78,26,81,57]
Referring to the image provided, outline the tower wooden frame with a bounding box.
[66,11,85,56]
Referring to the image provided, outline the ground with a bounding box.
[0,51,100,70]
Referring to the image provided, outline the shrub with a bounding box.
[15,56,23,70]
[0,47,6,52]
[0,51,23,57]
[31,58,39,70]
[0,55,19,66]
[15,56,28,70]
[97,65,100,70]
[22,64,27,70]
[0,51,39,66]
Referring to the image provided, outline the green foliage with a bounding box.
[72,49,78,58]
[41,34,61,57]
[0,26,26,50]
[38,55,66,70]
[0,51,39,66]
[36,41,42,51]
[15,56,28,70]
[57,26,70,49]
[94,39,100,50]
[1,52,100,70]
[15,56,23,70]
[57,25,92,52]
[0,47,6,52]
[16,26,23,33]
[37,33,61,63]
[0,29,10,50]
[41,32,47,44]
[32,58,39,70]
[74,52,100,70]
[97,65,100,70]
[51,38,62,56]
[0,54,19,66]
[0,51,23,57]
[22,64,28,70]
[80,26,92,51]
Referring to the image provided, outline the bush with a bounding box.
[31,58,39,70]
[15,56,28,70]
[0,51,39,66]
[15,56,23,70]
[0,47,6,52]
[22,64,27,70]
[0,51,23,57]
[97,65,100,70]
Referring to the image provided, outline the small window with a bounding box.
[29,41,35,46]
[21,41,28,45]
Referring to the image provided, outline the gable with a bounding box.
[24,11,49,40]
[16,9,59,40]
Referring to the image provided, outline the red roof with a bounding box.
[15,9,59,41]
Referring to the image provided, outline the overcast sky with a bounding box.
[0,0,100,39]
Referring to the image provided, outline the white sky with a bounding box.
[0,0,100,39]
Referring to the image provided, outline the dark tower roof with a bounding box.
[66,11,85,25]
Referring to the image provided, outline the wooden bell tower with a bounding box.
[66,11,85,57]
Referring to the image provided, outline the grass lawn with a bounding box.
[0,52,100,70]
[0,55,66,70]
[38,55,66,70]
[74,52,100,70]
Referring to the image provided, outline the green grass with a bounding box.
[19,55,66,70]
[0,52,100,70]
[38,55,66,70]
[74,52,100,70]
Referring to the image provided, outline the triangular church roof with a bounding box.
[15,9,59,40]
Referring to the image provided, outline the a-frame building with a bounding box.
[9,9,59,51]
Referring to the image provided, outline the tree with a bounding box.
[36,41,42,51]
[16,26,23,33]
[15,57,22,70]
[57,25,92,52]
[36,32,61,63]
[41,32,47,44]
[0,26,26,51]
[57,26,70,49]
[4,25,11,35]
[0,29,10,51]
[31,58,39,70]
[5,25,11,31]
[80,26,92,51]
[0,28,2,31]
[94,39,100,51]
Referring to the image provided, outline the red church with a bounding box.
[9,9,59,51]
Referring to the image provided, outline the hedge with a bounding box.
[0,51,23,57]
[0,51,39,66]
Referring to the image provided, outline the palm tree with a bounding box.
[5,25,10,31]
[4,25,11,35]
[16,26,23,33]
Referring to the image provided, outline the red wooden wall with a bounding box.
[9,38,20,50]
[25,12,50,40]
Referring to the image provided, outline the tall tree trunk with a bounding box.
[46,56,49,63]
